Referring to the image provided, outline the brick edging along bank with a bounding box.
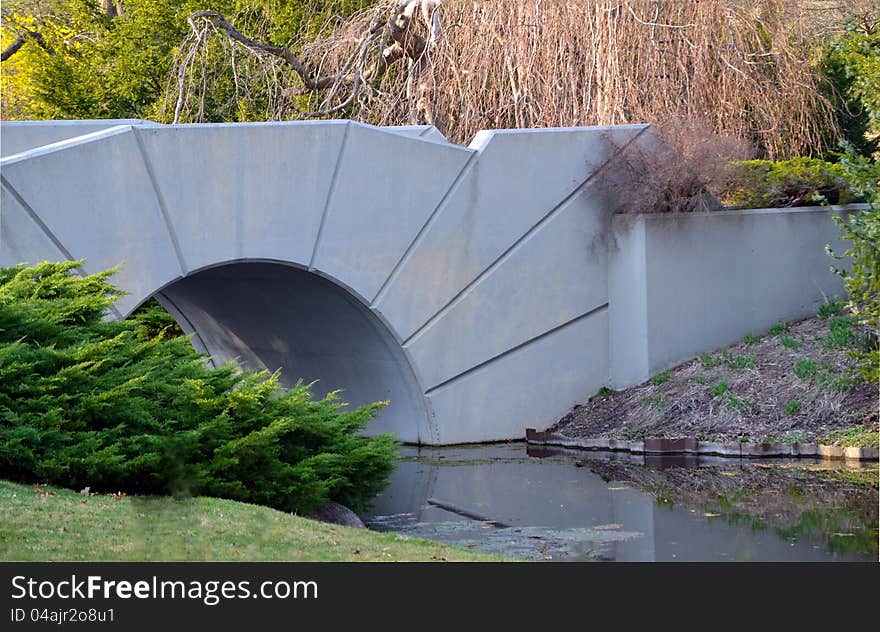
[525,429,879,461]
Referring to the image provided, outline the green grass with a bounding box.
[818,301,844,319]
[794,359,818,380]
[596,386,613,396]
[825,316,855,348]
[780,336,801,350]
[693,374,708,385]
[769,322,790,336]
[700,352,719,368]
[820,426,879,448]
[0,481,504,562]
[818,371,858,393]
[743,333,759,345]
[784,399,802,416]
[722,349,757,370]
[651,371,672,386]
[712,381,729,397]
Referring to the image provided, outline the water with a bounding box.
[364,443,878,561]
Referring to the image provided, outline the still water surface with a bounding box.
[365,443,878,561]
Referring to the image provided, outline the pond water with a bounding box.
[364,443,878,561]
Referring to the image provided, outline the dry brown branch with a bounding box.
[171,2,433,123]
[168,0,861,158]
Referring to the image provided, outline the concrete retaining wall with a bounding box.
[608,208,853,388]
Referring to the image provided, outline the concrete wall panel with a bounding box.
[0,127,183,315]
[609,207,850,386]
[384,125,449,143]
[375,125,646,340]
[407,183,610,389]
[0,184,68,267]
[427,308,609,444]
[312,122,472,301]
[134,122,347,273]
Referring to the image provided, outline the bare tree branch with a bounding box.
[186,10,340,92]
[172,4,439,123]
[1,34,25,61]
[0,26,54,61]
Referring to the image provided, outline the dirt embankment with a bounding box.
[550,309,878,445]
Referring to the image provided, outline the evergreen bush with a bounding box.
[0,261,397,514]
[722,157,859,208]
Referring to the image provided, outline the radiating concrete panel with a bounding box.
[1,119,158,157]
[375,125,647,340]
[312,122,472,301]
[0,127,182,315]
[134,122,348,273]
[0,184,68,267]
[406,181,610,389]
[427,308,609,444]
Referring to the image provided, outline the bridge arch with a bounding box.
[150,259,431,443]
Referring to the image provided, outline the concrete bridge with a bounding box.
[0,120,850,444]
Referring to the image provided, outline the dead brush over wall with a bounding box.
[307,0,840,159]
[600,115,756,215]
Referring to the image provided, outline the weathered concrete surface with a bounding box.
[608,208,853,388]
[0,119,853,444]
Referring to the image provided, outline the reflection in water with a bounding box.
[364,443,878,561]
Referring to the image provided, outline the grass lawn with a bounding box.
[0,481,504,562]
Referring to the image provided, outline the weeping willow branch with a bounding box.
[172,2,436,123]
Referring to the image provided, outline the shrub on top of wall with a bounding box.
[0,261,398,514]
[722,157,860,209]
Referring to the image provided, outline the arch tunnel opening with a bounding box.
[151,262,429,444]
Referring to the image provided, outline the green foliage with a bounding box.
[784,399,802,416]
[824,316,855,348]
[0,1,372,121]
[722,349,757,370]
[818,370,858,394]
[726,394,749,412]
[794,359,818,380]
[781,336,801,350]
[818,300,845,318]
[822,19,880,159]
[828,147,880,382]
[768,322,789,336]
[596,386,613,397]
[821,424,879,448]
[700,352,719,368]
[651,371,671,386]
[712,381,729,397]
[1,1,191,119]
[723,158,859,208]
[742,333,759,345]
[0,261,397,514]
